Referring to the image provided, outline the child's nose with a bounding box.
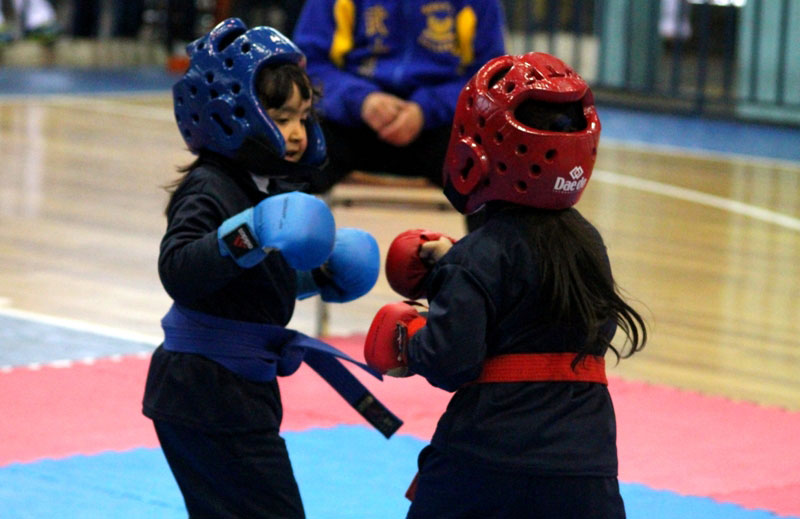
[288,121,305,141]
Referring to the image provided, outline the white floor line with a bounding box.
[43,96,175,122]
[0,351,155,373]
[593,169,800,232]
[602,137,800,172]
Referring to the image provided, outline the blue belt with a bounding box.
[161,304,403,438]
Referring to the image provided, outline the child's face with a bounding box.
[267,83,312,163]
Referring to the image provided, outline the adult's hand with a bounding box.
[378,101,424,147]
[361,92,406,133]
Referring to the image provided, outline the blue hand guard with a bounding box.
[218,192,335,270]
[318,228,380,303]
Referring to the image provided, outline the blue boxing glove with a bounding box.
[296,228,379,303]
[218,192,335,270]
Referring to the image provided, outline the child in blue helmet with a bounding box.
[142,18,395,518]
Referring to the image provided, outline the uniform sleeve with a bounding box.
[158,189,243,305]
[293,0,379,126]
[409,0,507,129]
[406,263,496,392]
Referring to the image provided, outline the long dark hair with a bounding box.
[527,208,647,366]
[511,99,647,366]
[163,62,320,201]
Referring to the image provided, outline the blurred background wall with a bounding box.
[1,0,798,126]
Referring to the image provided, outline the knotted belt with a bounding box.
[161,303,402,438]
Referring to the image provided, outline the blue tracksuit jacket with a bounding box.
[293,0,506,129]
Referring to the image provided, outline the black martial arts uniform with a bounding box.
[406,204,626,519]
[143,155,306,519]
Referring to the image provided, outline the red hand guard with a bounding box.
[385,229,455,300]
[364,301,426,374]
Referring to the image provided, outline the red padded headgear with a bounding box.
[443,52,601,214]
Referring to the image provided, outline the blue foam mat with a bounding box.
[0,315,154,367]
[0,426,794,519]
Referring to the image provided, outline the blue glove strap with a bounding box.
[217,207,267,268]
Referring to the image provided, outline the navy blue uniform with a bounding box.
[406,205,626,519]
[142,156,306,518]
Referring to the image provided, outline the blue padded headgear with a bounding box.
[173,18,326,166]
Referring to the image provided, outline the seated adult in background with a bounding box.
[293,0,506,195]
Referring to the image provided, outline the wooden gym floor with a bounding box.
[1,89,799,414]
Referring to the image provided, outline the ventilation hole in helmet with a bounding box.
[494,132,503,143]
[545,149,557,161]
[212,113,234,136]
[190,85,198,96]
[483,178,491,187]
[217,28,246,51]
[206,72,214,83]
[516,144,528,155]
[505,82,516,93]
[546,65,565,78]
[191,113,199,123]
[466,97,474,109]
[473,134,482,145]
[458,124,465,136]
[224,58,234,69]
[234,106,246,118]
[241,42,251,53]
[488,67,511,89]
[232,83,241,94]
[478,116,486,128]
[529,164,541,177]
[592,147,597,155]
[176,96,184,105]
[459,158,474,181]
[526,69,544,81]
[515,181,528,192]
[497,162,507,173]
[210,89,219,99]
[183,129,192,138]
[197,43,205,51]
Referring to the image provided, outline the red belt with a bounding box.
[406,352,607,502]
[475,352,607,385]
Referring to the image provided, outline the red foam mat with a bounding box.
[0,355,160,464]
[1,337,799,516]
[610,377,800,516]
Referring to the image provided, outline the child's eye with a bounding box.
[274,118,289,124]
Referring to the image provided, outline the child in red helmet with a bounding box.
[364,52,648,518]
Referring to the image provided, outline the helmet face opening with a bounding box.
[173,18,325,168]
[443,52,601,214]
[514,100,588,133]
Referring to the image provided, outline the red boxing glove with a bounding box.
[364,301,427,376]
[385,229,455,300]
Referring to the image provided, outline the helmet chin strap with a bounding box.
[235,136,326,187]
[443,177,472,215]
